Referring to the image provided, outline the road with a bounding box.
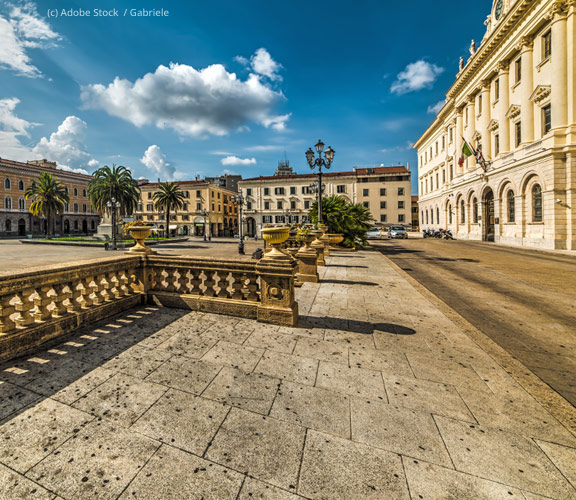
[374,238,576,406]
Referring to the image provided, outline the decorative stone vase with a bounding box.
[328,233,344,246]
[310,229,326,266]
[127,226,156,255]
[261,227,291,259]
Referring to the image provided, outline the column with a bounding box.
[550,2,568,129]
[480,80,492,159]
[519,36,535,143]
[497,62,511,154]
[466,97,476,170]
[567,0,576,125]
[455,108,464,174]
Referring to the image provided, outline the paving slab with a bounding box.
[118,444,243,500]
[535,440,576,489]
[101,345,173,378]
[0,462,56,499]
[205,408,306,490]
[201,341,264,372]
[154,331,219,358]
[316,360,387,400]
[243,330,297,354]
[130,389,229,456]
[254,351,319,386]
[238,477,303,499]
[298,429,409,499]
[49,367,116,405]
[28,420,159,500]
[0,381,41,421]
[145,355,222,394]
[349,348,413,376]
[292,338,349,366]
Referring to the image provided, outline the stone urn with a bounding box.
[261,226,291,259]
[310,229,326,266]
[127,225,156,255]
[328,233,344,246]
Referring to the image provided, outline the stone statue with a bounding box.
[459,57,464,71]
[469,40,476,56]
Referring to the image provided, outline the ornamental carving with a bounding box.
[529,85,552,105]
[547,1,568,20]
[506,104,521,120]
[515,35,534,52]
[497,61,510,72]
[488,119,499,132]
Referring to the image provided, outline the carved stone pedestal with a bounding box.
[296,241,319,283]
[310,230,326,266]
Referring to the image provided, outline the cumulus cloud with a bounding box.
[0,2,60,77]
[0,97,37,159]
[33,116,97,174]
[391,60,444,95]
[140,145,175,181]
[250,48,283,81]
[221,156,256,166]
[81,62,290,137]
[427,100,445,114]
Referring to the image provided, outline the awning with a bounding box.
[169,225,178,230]
[194,216,205,224]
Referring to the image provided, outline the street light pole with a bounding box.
[231,190,245,255]
[201,209,209,241]
[106,197,121,250]
[305,140,335,226]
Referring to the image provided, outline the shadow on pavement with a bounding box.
[321,279,379,286]
[299,315,416,335]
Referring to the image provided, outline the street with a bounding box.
[375,238,576,406]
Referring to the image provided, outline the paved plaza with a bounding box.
[0,249,575,499]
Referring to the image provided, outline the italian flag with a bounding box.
[458,139,476,166]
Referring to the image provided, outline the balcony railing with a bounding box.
[0,253,298,361]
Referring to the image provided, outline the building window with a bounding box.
[460,200,465,223]
[277,201,283,210]
[494,78,500,101]
[246,188,252,196]
[363,201,369,208]
[515,121,522,147]
[337,185,346,193]
[465,107,469,126]
[362,189,369,196]
[263,216,272,224]
[4,178,10,190]
[194,202,201,211]
[290,186,296,195]
[82,203,87,213]
[515,57,522,83]
[380,188,386,196]
[478,95,483,115]
[425,210,429,224]
[274,187,285,195]
[398,214,405,223]
[148,215,154,221]
[398,188,405,196]
[507,190,515,222]
[380,214,387,222]
[65,203,69,212]
[275,215,285,224]
[73,220,78,230]
[473,198,478,223]
[448,205,453,224]
[264,201,270,210]
[4,196,11,209]
[398,201,405,209]
[542,105,552,134]
[264,187,270,196]
[82,188,87,197]
[73,203,79,213]
[543,30,552,60]
[302,186,310,194]
[18,198,25,211]
[18,180,24,191]
[148,192,152,199]
[442,136,445,150]
[73,187,78,197]
[304,200,310,209]
[246,201,252,210]
[290,201,296,210]
[495,134,500,155]
[147,203,154,211]
[532,184,543,222]
[380,201,387,209]
[436,207,440,224]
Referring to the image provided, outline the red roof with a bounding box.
[140,180,208,187]
[353,166,410,175]
[0,157,94,180]
[241,165,409,182]
[411,195,419,201]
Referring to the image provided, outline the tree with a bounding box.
[153,182,185,238]
[88,165,140,218]
[25,172,69,237]
[309,195,373,248]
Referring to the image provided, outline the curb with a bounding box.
[19,238,189,247]
[379,252,576,437]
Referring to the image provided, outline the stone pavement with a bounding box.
[1,250,576,499]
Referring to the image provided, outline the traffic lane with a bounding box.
[374,239,576,405]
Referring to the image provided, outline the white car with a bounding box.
[366,227,383,240]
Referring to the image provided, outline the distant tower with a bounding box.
[274,153,294,176]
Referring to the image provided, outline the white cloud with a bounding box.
[234,55,249,66]
[427,100,445,114]
[379,141,414,153]
[81,62,289,137]
[250,48,282,81]
[244,144,284,152]
[0,3,60,77]
[391,60,444,95]
[221,155,256,166]
[140,145,175,181]
[210,151,234,156]
[32,116,97,174]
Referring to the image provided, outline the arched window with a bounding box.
[4,178,11,190]
[82,203,87,213]
[425,210,429,224]
[4,197,12,210]
[73,187,78,197]
[448,205,453,224]
[5,220,11,232]
[82,188,87,197]
[73,220,79,230]
[473,198,478,223]
[460,200,466,223]
[436,207,440,225]
[421,211,424,223]
[18,198,25,211]
[532,184,542,222]
[18,180,24,191]
[74,203,79,213]
[507,190,515,222]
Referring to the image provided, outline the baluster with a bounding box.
[230,272,244,300]
[204,270,216,297]
[127,268,139,294]
[80,277,94,308]
[53,283,71,316]
[91,275,103,305]
[109,273,122,299]
[14,288,35,328]
[33,285,54,322]
[98,274,112,303]
[189,269,202,296]
[216,271,230,298]
[0,294,16,333]
[67,281,83,312]
[177,268,190,294]
[244,274,260,302]
[164,268,178,292]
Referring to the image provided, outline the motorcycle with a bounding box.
[423,228,455,240]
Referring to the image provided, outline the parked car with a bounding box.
[366,227,383,240]
[388,225,408,239]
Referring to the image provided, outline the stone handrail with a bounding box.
[0,253,298,361]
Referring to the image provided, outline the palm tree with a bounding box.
[153,182,185,238]
[88,165,140,218]
[25,172,69,237]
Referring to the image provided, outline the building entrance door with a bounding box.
[483,189,495,242]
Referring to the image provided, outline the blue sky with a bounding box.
[0,0,490,194]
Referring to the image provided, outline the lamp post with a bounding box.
[201,209,209,241]
[231,190,245,255]
[305,139,335,226]
[284,208,292,225]
[106,197,121,250]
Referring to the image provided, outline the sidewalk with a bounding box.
[0,249,575,499]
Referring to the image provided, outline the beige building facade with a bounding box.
[415,0,576,250]
[0,158,100,237]
[134,180,238,237]
[239,164,411,236]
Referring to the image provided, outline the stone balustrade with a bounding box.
[0,252,298,361]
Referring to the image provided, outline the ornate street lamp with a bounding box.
[200,209,210,241]
[305,139,335,225]
[106,197,121,250]
[231,190,246,255]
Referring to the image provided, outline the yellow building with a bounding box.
[415,0,576,250]
[0,158,99,237]
[134,180,238,237]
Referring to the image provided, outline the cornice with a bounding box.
[529,85,552,104]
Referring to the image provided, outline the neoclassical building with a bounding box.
[415,0,576,250]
